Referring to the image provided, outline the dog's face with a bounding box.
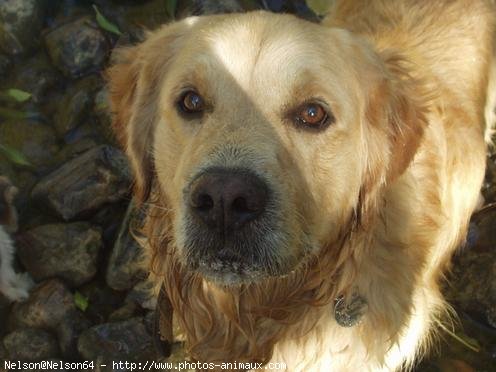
[109,12,427,286]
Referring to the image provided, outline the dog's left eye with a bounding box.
[178,90,205,114]
[295,103,332,129]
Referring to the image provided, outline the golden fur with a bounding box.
[107,1,496,370]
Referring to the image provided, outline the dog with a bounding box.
[107,1,496,370]
[0,176,32,302]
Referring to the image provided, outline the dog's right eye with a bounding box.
[178,91,205,114]
[291,102,334,131]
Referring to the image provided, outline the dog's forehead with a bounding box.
[186,13,349,92]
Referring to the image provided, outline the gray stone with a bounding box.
[14,53,61,104]
[3,328,59,361]
[55,139,100,166]
[108,301,140,322]
[106,202,146,291]
[56,310,92,360]
[0,120,59,169]
[77,318,155,362]
[76,282,124,324]
[9,279,77,330]
[54,76,101,136]
[18,222,102,286]
[127,280,156,310]
[0,0,45,55]
[45,17,109,78]
[62,118,108,146]
[0,54,11,76]
[31,145,132,221]
[93,87,116,144]
[446,205,496,328]
[0,341,7,362]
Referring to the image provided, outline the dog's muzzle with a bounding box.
[183,167,278,284]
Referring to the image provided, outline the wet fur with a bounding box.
[108,1,496,370]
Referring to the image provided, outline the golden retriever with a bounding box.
[107,0,496,370]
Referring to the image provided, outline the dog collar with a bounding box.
[334,292,367,327]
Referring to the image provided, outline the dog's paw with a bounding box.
[0,272,33,302]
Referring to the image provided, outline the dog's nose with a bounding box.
[189,169,268,231]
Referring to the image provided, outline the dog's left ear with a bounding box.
[382,52,431,181]
[107,20,196,203]
[365,51,431,184]
[358,51,431,227]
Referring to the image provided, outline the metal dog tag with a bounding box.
[334,292,367,327]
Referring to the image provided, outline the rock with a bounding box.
[3,328,59,361]
[143,310,155,334]
[45,17,109,78]
[0,170,38,225]
[55,138,100,165]
[56,310,92,360]
[0,341,7,362]
[31,145,132,221]
[177,0,244,15]
[54,76,101,136]
[106,202,146,291]
[77,318,155,362]
[62,118,108,145]
[77,282,125,324]
[414,313,496,372]
[0,295,10,337]
[9,279,76,330]
[108,301,140,322]
[93,87,116,144]
[446,204,496,328]
[14,53,61,104]
[0,0,45,55]
[127,280,156,310]
[90,201,128,247]
[0,120,59,169]
[176,0,318,20]
[0,53,11,76]
[117,0,172,32]
[18,222,102,286]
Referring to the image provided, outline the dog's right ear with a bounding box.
[107,20,197,203]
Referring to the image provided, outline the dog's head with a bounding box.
[108,12,428,286]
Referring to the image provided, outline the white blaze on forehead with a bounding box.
[208,22,323,104]
[209,22,267,88]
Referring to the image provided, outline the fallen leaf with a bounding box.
[306,0,331,15]
[0,144,32,167]
[5,88,31,102]
[93,5,122,35]
[74,291,89,312]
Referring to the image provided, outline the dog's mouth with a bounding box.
[194,253,265,286]
[183,233,286,286]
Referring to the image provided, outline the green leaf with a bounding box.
[306,0,330,15]
[0,107,41,120]
[6,88,31,102]
[0,144,32,167]
[164,0,177,19]
[93,5,122,35]
[74,291,89,312]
